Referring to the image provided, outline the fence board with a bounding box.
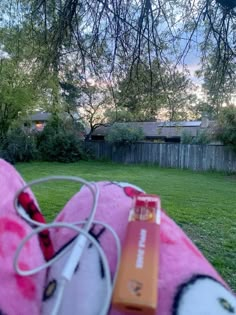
[85,141,236,173]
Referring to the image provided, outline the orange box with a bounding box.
[112,194,161,315]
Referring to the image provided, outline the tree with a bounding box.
[77,79,113,140]
[110,60,195,122]
[59,58,115,139]
[59,70,81,121]
[0,13,64,116]
[114,62,164,121]
[11,0,235,93]
[192,101,218,120]
[105,123,145,145]
[161,70,197,121]
[215,105,236,152]
[1,0,236,124]
[196,47,236,118]
[0,59,37,140]
[0,22,64,138]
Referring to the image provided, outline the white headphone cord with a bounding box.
[14,176,99,230]
[13,176,121,315]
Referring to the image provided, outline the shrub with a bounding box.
[0,149,15,164]
[181,129,211,144]
[192,130,211,144]
[37,115,85,162]
[105,124,145,145]
[1,128,38,163]
[215,106,236,152]
[181,130,193,144]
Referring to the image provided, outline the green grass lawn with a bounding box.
[16,161,236,291]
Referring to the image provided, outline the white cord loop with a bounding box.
[13,176,121,315]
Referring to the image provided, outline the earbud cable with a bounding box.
[13,176,121,315]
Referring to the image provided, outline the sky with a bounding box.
[0,44,10,59]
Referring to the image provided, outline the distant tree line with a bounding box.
[0,0,235,155]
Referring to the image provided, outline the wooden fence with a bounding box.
[85,141,236,173]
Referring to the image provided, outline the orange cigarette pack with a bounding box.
[112,194,161,315]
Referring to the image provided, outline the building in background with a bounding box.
[28,112,52,131]
[91,118,216,143]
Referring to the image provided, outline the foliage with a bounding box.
[181,129,211,145]
[38,131,83,163]
[0,115,89,164]
[0,127,37,164]
[105,124,145,145]
[76,80,113,139]
[0,18,71,117]
[181,130,193,144]
[215,106,236,152]
[163,71,196,121]
[193,101,219,121]
[1,0,235,138]
[105,107,137,123]
[0,60,37,139]
[59,66,81,118]
[0,149,15,164]
[37,115,86,162]
[57,62,114,140]
[192,130,211,145]
[3,0,233,93]
[114,61,195,122]
[115,62,163,120]
[196,52,236,117]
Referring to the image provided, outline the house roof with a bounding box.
[92,120,212,138]
[156,121,202,127]
[30,112,52,121]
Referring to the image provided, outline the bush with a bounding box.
[0,149,15,164]
[192,130,211,144]
[181,130,193,144]
[181,129,211,144]
[215,106,236,152]
[105,124,145,145]
[0,128,38,163]
[37,115,86,162]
